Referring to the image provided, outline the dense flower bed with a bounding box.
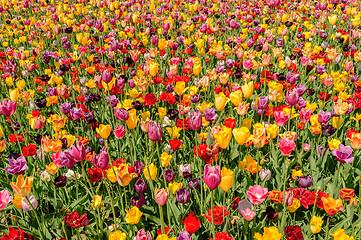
[0,0,361,239]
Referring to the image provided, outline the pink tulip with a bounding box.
[0,190,13,210]
[274,111,290,127]
[299,109,312,123]
[0,99,17,117]
[303,143,310,152]
[114,125,126,139]
[241,208,256,221]
[247,185,268,205]
[148,121,163,142]
[154,188,169,206]
[203,164,221,191]
[279,138,296,156]
[243,59,253,70]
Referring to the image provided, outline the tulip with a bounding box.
[348,132,361,150]
[285,89,299,106]
[179,164,192,178]
[232,127,250,145]
[238,199,255,221]
[96,124,112,139]
[109,231,126,240]
[274,111,289,126]
[253,127,267,148]
[0,99,17,116]
[148,121,163,142]
[134,229,152,240]
[21,195,38,211]
[318,110,331,124]
[230,90,242,106]
[332,144,354,164]
[189,109,202,130]
[204,108,218,122]
[92,146,109,169]
[242,81,254,99]
[53,175,67,187]
[5,156,28,175]
[328,14,338,26]
[126,109,138,129]
[135,179,147,194]
[144,163,157,181]
[299,109,312,123]
[215,93,228,111]
[117,167,137,187]
[0,190,13,210]
[65,141,86,162]
[114,125,126,139]
[154,188,169,206]
[296,174,313,188]
[101,69,112,83]
[322,196,343,216]
[279,138,296,156]
[125,206,143,225]
[266,124,278,139]
[213,126,232,149]
[247,185,268,205]
[219,167,234,192]
[175,188,190,204]
[259,169,271,181]
[203,164,221,191]
[177,230,192,240]
[10,175,34,197]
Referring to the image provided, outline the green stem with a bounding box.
[211,191,216,240]
[159,205,165,235]
[26,196,44,239]
[101,171,118,231]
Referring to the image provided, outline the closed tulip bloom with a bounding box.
[114,107,129,121]
[213,126,232,149]
[203,164,221,191]
[126,109,138,129]
[257,96,269,110]
[0,99,17,117]
[160,152,172,168]
[11,175,34,197]
[259,169,272,181]
[149,62,159,77]
[274,111,289,127]
[154,188,169,206]
[266,124,278,139]
[215,92,228,111]
[96,124,112,139]
[92,146,109,169]
[134,229,152,240]
[299,109,312,123]
[310,216,323,234]
[0,190,13,210]
[285,89,299,106]
[219,167,234,192]
[177,230,192,240]
[189,109,202,130]
[101,69,112,83]
[144,163,157,180]
[328,14,338,26]
[247,185,268,205]
[114,125,126,139]
[135,179,147,193]
[230,90,243,106]
[279,138,296,155]
[232,127,250,145]
[148,121,163,142]
[125,206,143,225]
[204,108,218,122]
[242,81,254,99]
[175,188,190,204]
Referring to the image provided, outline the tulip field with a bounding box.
[1,0,361,239]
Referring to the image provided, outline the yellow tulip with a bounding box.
[213,126,232,149]
[126,109,138,129]
[230,90,242,106]
[91,195,104,209]
[232,127,250,145]
[332,117,343,128]
[266,124,279,139]
[328,15,338,26]
[0,139,5,152]
[9,88,19,101]
[160,152,172,168]
[96,124,112,139]
[287,198,301,213]
[106,166,119,183]
[109,230,126,240]
[10,175,34,197]
[215,92,228,111]
[168,182,183,194]
[144,163,157,181]
[149,62,159,77]
[328,139,341,151]
[116,167,137,186]
[125,206,143,225]
[158,39,167,50]
[46,162,59,175]
[12,194,24,209]
[219,167,234,192]
[310,216,323,234]
[193,64,202,76]
[242,81,254,99]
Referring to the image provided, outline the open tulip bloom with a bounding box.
[0,0,361,239]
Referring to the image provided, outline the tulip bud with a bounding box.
[154,188,169,205]
[148,121,163,142]
[259,169,271,181]
[203,164,221,191]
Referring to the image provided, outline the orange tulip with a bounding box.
[339,188,355,201]
[10,175,34,197]
[322,196,343,216]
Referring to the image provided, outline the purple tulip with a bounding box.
[164,169,175,182]
[70,108,83,120]
[130,194,146,208]
[189,109,202,130]
[101,69,112,84]
[177,230,192,240]
[203,164,221,190]
[0,100,17,117]
[106,95,118,108]
[257,96,269,109]
[204,108,218,122]
[175,188,190,204]
[318,110,331,124]
[5,156,28,175]
[53,175,67,187]
[92,146,109,169]
[286,72,299,84]
[332,144,354,164]
[134,161,143,175]
[135,178,147,193]
[316,65,326,75]
[296,174,313,188]
[65,141,86,162]
[114,107,129,121]
[295,84,307,96]
[285,89,299,106]
[188,177,201,190]
[148,121,163,142]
